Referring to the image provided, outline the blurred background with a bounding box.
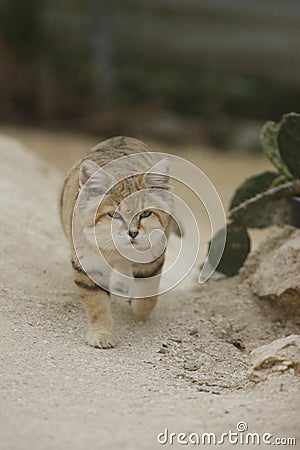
[1,0,300,147]
[0,1,300,204]
[1,0,299,254]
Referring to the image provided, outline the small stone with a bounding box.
[189,328,199,337]
[248,334,300,382]
[184,362,200,371]
[157,348,168,354]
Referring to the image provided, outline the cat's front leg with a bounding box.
[131,296,158,320]
[72,254,115,348]
[83,290,115,349]
[109,259,132,303]
[81,287,115,349]
[73,269,115,348]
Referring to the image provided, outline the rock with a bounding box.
[248,335,300,382]
[240,226,300,312]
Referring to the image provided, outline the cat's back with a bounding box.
[88,136,150,164]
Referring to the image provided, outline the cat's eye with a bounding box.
[140,210,152,219]
[108,211,123,220]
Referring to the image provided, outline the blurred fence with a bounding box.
[1,0,300,124]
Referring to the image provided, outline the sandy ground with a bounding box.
[0,129,299,450]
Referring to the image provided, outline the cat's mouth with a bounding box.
[128,239,151,251]
[129,240,145,249]
[112,234,152,251]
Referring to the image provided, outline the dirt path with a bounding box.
[0,131,299,450]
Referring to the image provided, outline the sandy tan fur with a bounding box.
[59,136,172,349]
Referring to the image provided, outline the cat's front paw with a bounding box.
[86,328,116,349]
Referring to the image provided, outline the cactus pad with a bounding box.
[261,121,293,179]
[278,113,300,178]
[229,180,300,228]
[229,171,278,210]
[206,112,300,278]
[210,222,250,277]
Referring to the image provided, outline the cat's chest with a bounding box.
[80,250,133,295]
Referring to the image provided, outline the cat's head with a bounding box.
[77,158,173,261]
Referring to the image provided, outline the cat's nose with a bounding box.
[129,229,139,239]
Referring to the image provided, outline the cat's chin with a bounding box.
[121,242,151,252]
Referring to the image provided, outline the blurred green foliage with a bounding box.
[117,59,300,119]
[0,0,43,58]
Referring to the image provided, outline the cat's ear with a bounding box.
[144,158,172,190]
[79,159,99,188]
[79,159,115,195]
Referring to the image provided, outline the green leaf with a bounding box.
[229,171,278,210]
[210,222,250,277]
[278,112,300,178]
[261,121,293,179]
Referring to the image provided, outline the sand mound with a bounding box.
[0,135,69,293]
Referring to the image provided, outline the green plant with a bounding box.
[210,112,300,277]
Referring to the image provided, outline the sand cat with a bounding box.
[59,137,173,349]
